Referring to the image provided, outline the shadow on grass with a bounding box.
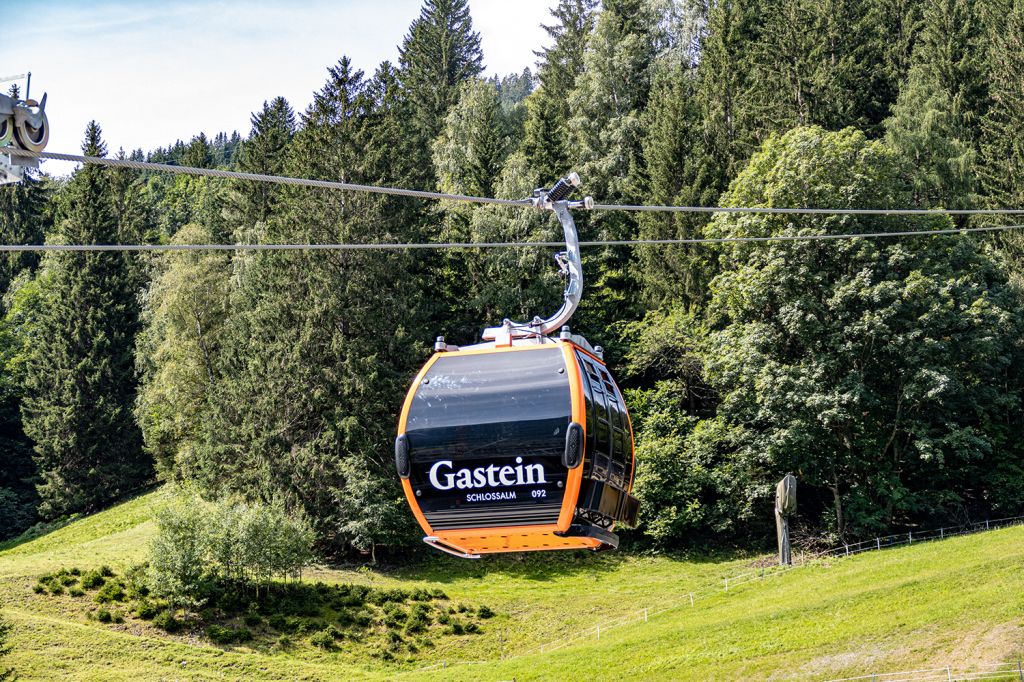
[328,545,758,586]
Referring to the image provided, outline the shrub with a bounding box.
[406,603,430,633]
[0,613,12,677]
[243,613,262,627]
[48,585,64,596]
[206,625,251,645]
[98,566,114,578]
[274,634,293,650]
[268,614,288,631]
[429,588,447,600]
[69,568,82,576]
[310,629,334,650]
[96,608,113,624]
[69,588,85,598]
[32,584,45,594]
[464,622,480,634]
[135,601,159,620]
[95,582,126,604]
[477,605,494,619]
[152,610,182,633]
[449,621,465,635]
[80,571,105,590]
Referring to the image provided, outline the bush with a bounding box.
[206,625,252,645]
[69,588,85,598]
[152,610,182,633]
[80,571,105,590]
[96,608,113,624]
[135,601,159,620]
[0,613,11,678]
[310,629,334,650]
[477,605,494,619]
[95,582,126,604]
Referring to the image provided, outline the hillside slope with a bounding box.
[2,489,1023,680]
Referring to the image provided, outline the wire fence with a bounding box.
[826,660,1024,681]
[417,514,1024,673]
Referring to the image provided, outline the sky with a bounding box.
[1,0,556,175]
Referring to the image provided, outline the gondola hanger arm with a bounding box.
[481,173,593,342]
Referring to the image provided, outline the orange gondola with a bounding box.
[395,174,638,558]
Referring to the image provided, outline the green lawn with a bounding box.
[2,489,1023,680]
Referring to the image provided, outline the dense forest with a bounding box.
[2,0,1024,557]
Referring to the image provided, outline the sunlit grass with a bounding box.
[3,488,1024,680]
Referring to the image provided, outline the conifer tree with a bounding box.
[197,60,427,552]
[885,0,988,209]
[21,122,149,517]
[433,79,515,202]
[232,96,296,227]
[567,0,661,341]
[398,0,484,187]
[521,0,597,180]
[978,0,1024,220]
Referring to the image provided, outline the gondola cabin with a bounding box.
[395,335,639,558]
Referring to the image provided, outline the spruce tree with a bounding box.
[521,0,597,179]
[21,122,149,517]
[978,0,1024,218]
[567,0,661,342]
[232,96,296,227]
[197,60,428,552]
[637,64,711,308]
[885,0,988,209]
[398,0,484,187]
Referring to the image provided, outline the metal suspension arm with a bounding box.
[482,173,593,341]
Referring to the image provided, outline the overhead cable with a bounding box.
[5,149,531,208]
[10,148,1024,217]
[2,223,1022,253]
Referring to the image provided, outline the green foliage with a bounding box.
[978,0,1024,261]
[206,624,253,646]
[0,612,10,682]
[702,126,1024,538]
[20,122,150,519]
[885,0,989,209]
[151,609,182,633]
[148,494,314,605]
[135,224,231,478]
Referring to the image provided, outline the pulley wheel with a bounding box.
[0,116,12,147]
[14,111,48,152]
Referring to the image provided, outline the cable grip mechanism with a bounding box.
[482,172,593,342]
